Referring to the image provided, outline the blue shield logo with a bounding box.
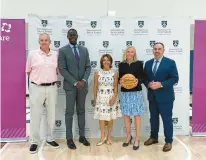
[91,61,97,68]
[126,41,132,47]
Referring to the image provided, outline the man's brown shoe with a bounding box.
[144,138,158,146]
[163,143,172,152]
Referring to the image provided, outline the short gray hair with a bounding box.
[38,33,51,41]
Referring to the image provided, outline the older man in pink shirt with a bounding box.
[26,33,59,154]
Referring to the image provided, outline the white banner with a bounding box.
[28,15,190,139]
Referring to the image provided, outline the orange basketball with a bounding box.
[121,74,137,89]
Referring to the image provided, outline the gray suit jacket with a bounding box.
[58,44,91,90]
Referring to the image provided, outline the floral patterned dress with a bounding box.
[93,69,122,121]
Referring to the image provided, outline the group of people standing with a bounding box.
[26,28,179,154]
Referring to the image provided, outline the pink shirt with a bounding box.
[26,49,58,85]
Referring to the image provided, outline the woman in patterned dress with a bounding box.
[93,54,122,146]
[119,46,145,150]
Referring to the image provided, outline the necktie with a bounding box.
[73,46,80,65]
[152,60,159,75]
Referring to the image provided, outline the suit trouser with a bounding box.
[29,83,57,145]
[65,87,88,140]
[149,100,173,143]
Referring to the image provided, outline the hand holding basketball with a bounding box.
[120,74,138,89]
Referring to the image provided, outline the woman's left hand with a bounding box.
[109,96,116,106]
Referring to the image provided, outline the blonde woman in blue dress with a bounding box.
[93,54,122,146]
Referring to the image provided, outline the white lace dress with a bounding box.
[93,69,122,121]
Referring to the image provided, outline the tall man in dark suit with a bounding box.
[58,29,91,149]
[143,42,179,152]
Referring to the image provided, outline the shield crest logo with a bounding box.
[91,61,97,68]
[150,41,156,48]
[78,41,85,46]
[130,119,133,124]
[172,118,178,125]
[56,81,61,88]
[66,20,72,28]
[55,120,61,127]
[138,21,144,28]
[161,21,167,28]
[115,61,120,68]
[91,100,95,107]
[114,21,120,28]
[41,20,48,27]
[91,21,97,28]
[103,41,109,48]
[126,41,132,47]
[173,40,179,47]
[54,41,60,48]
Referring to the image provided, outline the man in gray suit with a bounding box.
[58,29,91,149]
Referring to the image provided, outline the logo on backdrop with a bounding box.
[87,100,95,114]
[66,20,73,28]
[134,20,148,35]
[161,21,167,28]
[126,41,132,47]
[169,40,183,54]
[99,41,113,55]
[91,61,97,74]
[56,81,61,88]
[62,20,72,35]
[172,117,182,132]
[174,85,182,93]
[111,20,124,36]
[1,23,11,41]
[173,40,179,47]
[37,19,52,35]
[173,118,178,125]
[54,41,60,48]
[103,41,109,48]
[91,21,97,28]
[87,20,101,36]
[157,20,171,35]
[114,21,121,28]
[150,40,156,48]
[41,20,48,27]
[138,21,144,28]
[78,41,85,46]
[115,61,120,68]
[145,40,156,55]
[91,61,97,68]
[1,23,11,33]
[55,120,61,127]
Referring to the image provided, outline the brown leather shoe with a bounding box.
[163,143,172,152]
[144,138,158,146]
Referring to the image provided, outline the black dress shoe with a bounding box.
[29,144,38,154]
[79,136,90,146]
[67,139,76,149]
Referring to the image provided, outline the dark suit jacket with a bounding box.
[144,56,179,103]
[58,44,91,90]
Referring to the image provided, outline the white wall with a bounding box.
[1,0,206,18]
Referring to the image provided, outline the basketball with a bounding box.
[121,74,137,89]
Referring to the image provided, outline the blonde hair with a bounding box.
[122,46,138,62]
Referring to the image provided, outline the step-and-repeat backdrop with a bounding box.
[28,15,190,139]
